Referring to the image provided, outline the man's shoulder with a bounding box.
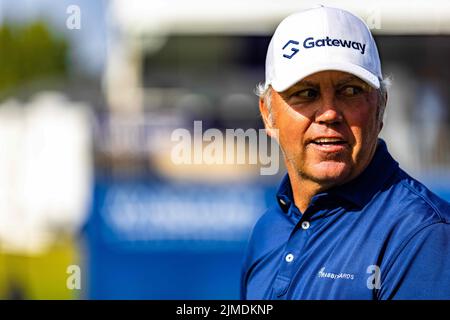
[361,167,450,252]
[378,177,450,299]
[387,168,450,223]
[368,167,450,258]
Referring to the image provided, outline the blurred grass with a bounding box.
[0,239,80,300]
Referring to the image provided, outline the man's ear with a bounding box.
[259,97,278,139]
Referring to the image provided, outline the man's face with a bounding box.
[263,70,382,188]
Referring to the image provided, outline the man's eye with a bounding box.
[293,89,319,99]
[339,86,363,97]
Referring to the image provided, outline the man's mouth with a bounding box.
[310,137,347,146]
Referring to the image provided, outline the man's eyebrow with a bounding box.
[291,76,362,89]
[283,80,319,94]
[282,76,367,95]
[294,80,319,88]
[335,75,363,86]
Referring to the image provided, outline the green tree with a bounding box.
[0,21,68,98]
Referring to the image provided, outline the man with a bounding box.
[241,6,450,299]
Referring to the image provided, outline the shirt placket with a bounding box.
[271,203,320,299]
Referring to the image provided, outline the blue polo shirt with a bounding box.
[241,139,450,299]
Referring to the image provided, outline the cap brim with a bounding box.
[270,61,380,92]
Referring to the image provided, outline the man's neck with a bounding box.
[288,171,328,214]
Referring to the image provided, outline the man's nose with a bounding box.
[315,95,343,125]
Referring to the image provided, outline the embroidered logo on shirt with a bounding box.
[317,267,355,280]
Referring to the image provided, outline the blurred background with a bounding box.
[0,0,449,299]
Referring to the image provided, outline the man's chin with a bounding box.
[302,161,352,185]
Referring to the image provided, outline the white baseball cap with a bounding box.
[265,6,382,92]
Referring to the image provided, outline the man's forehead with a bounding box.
[282,73,369,92]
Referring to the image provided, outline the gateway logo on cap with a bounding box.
[282,36,367,58]
[265,6,382,92]
[282,40,300,59]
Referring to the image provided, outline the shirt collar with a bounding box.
[276,139,399,212]
[276,173,294,213]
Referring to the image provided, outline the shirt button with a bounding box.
[285,253,294,263]
[301,221,310,230]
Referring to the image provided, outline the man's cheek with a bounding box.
[280,126,300,144]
